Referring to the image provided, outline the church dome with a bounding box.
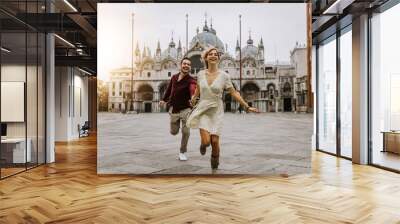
[241,35,258,58]
[162,39,178,60]
[242,45,258,58]
[189,21,224,52]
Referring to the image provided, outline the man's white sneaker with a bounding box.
[179,153,188,161]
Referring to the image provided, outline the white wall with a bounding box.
[55,67,69,141]
[1,65,26,128]
[1,63,47,164]
[1,65,36,138]
[55,67,89,141]
[71,72,89,138]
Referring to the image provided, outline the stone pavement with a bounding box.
[98,112,313,175]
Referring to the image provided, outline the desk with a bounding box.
[1,138,31,163]
[382,131,400,154]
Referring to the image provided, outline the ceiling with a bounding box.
[1,0,311,75]
[1,0,391,75]
[311,0,390,43]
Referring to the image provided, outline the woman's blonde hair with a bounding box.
[202,47,220,69]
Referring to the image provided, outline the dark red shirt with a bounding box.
[163,73,197,113]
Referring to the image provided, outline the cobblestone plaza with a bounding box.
[98,112,312,175]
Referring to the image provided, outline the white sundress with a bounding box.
[186,70,233,136]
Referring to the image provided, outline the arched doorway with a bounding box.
[241,82,260,111]
[159,82,169,112]
[189,54,203,74]
[137,84,154,113]
[267,83,276,112]
[242,82,260,101]
[144,103,152,113]
[267,83,276,98]
[282,82,292,112]
[159,82,169,100]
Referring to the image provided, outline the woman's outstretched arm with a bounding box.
[228,87,259,113]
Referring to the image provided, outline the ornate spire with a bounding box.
[177,39,182,59]
[156,40,161,59]
[178,39,182,49]
[210,17,216,34]
[203,12,209,31]
[259,38,264,48]
[169,31,176,48]
[135,41,140,53]
[236,39,240,50]
[134,41,141,64]
[247,29,253,45]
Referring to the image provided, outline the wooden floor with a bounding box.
[1,167,26,178]
[1,135,400,223]
[373,151,400,171]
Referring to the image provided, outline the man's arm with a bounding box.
[228,87,259,113]
[189,79,197,97]
[189,80,200,106]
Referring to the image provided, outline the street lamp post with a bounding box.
[131,13,135,111]
[239,14,242,113]
[186,14,188,55]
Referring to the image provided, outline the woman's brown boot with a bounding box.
[200,144,207,155]
[210,154,219,169]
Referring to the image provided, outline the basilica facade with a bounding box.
[107,20,308,113]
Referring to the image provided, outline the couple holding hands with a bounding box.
[160,47,259,170]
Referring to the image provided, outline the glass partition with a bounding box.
[1,30,28,177]
[339,27,352,158]
[371,3,400,171]
[0,1,46,179]
[317,35,337,154]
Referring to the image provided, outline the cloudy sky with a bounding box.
[98,3,307,81]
